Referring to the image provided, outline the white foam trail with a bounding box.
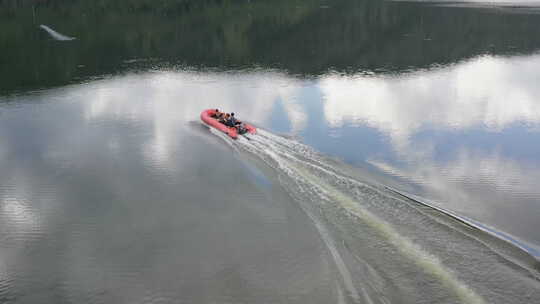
[39,25,76,41]
[304,198,364,303]
[238,138,361,302]
[237,131,486,304]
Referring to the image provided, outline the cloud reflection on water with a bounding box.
[317,53,540,243]
[320,55,540,147]
[2,53,540,247]
[80,72,305,169]
[71,54,540,241]
[0,71,329,303]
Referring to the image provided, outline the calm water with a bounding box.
[1,0,540,303]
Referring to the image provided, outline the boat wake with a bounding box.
[208,128,540,304]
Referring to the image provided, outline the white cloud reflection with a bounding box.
[320,54,540,149]
[317,54,540,243]
[369,148,540,204]
[3,54,540,247]
[76,55,540,212]
[367,148,540,241]
[80,71,305,168]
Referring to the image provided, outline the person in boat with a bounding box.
[225,112,242,127]
[225,112,248,134]
[220,113,230,124]
[211,109,223,119]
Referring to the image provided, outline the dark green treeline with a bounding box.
[2,0,540,94]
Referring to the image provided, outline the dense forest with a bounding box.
[2,0,540,93]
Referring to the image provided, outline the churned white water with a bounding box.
[213,129,540,304]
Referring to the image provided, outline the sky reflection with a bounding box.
[1,53,539,247]
[311,53,540,244]
[320,55,540,145]
[0,72,338,304]
[315,54,540,173]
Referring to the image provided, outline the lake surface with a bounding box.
[1,0,540,303]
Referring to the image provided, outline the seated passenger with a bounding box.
[211,109,222,119]
[220,113,230,124]
[225,112,241,127]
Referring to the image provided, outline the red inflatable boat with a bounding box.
[200,109,257,139]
